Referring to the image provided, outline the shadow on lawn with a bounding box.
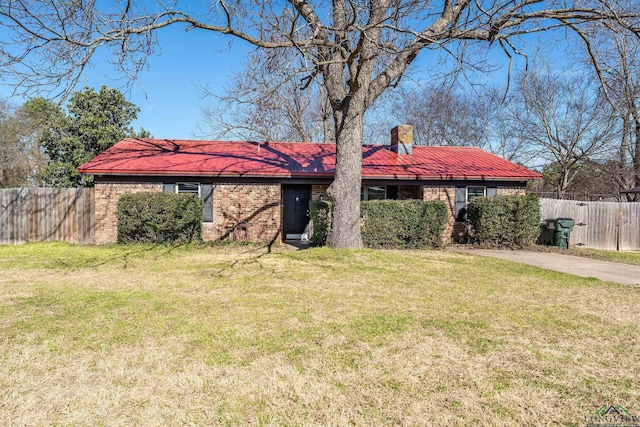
[200,231,289,277]
[57,229,294,275]
[51,243,181,270]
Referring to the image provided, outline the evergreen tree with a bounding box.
[41,86,146,187]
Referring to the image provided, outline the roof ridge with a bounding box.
[125,138,337,145]
[123,138,492,149]
[79,137,542,180]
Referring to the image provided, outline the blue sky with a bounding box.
[77,25,253,139]
[0,20,254,140]
[0,6,571,141]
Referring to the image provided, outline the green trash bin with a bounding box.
[548,218,575,249]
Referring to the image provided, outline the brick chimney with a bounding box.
[390,125,413,155]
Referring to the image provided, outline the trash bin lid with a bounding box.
[556,218,575,229]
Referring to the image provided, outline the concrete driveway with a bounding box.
[462,250,640,286]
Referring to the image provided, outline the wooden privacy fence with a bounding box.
[539,198,640,250]
[0,188,94,245]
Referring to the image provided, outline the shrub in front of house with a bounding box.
[117,192,203,244]
[309,200,332,246]
[361,200,447,249]
[309,199,446,249]
[466,194,540,248]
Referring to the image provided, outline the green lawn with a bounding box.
[530,244,640,266]
[569,248,640,266]
[1,243,638,426]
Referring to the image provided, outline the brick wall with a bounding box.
[312,185,328,201]
[497,187,526,196]
[422,185,528,243]
[95,180,524,246]
[94,182,162,244]
[95,181,281,245]
[202,223,217,241]
[211,183,281,242]
[423,186,456,244]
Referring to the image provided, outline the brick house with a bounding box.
[78,125,541,245]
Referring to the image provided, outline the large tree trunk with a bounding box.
[326,105,364,249]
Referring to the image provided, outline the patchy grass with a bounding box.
[568,248,640,266]
[529,244,640,266]
[1,243,639,426]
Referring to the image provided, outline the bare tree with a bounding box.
[198,49,333,142]
[1,1,638,247]
[488,94,536,164]
[0,97,58,187]
[391,82,496,147]
[506,69,618,199]
[198,48,394,145]
[583,31,640,199]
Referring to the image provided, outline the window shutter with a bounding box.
[487,187,497,197]
[387,186,398,200]
[455,187,466,221]
[201,184,214,222]
[163,183,174,193]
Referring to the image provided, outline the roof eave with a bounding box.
[80,169,541,181]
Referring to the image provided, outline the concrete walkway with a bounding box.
[462,250,640,286]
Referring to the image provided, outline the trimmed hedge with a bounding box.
[116,192,203,244]
[309,200,331,246]
[310,199,447,249]
[466,194,540,248]
[361,200,448,249]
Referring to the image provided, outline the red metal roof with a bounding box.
[78,138,542,181]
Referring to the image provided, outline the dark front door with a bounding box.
[283,185,311,239]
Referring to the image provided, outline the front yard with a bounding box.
[0,243,638,425]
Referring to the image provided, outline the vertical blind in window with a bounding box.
[163,182,214,223]
[454,186,497,220]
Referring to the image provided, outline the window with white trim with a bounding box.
[361,186,387,201]
[176,182,200,195]
[166,182,214,223]
[466,186,486,203]
[455,186,487,221]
